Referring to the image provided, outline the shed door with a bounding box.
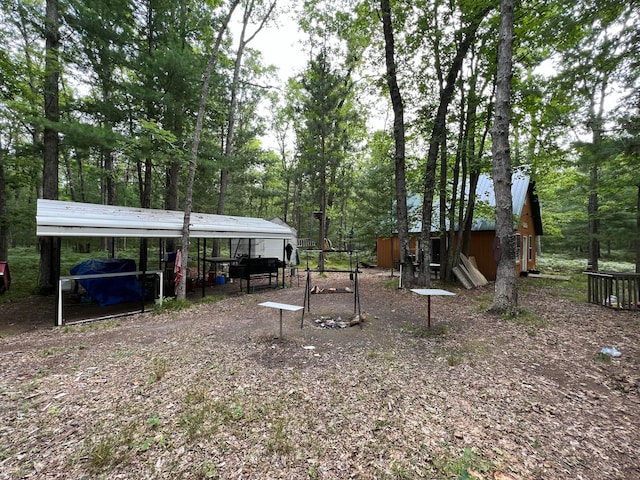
[521,235,528,270]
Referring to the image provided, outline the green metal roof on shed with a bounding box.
[405,169,542,234]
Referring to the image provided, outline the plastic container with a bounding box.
[215,275,226,285]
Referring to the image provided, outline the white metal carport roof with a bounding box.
[36,199,292,240]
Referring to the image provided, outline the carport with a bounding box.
[36,199,294,325]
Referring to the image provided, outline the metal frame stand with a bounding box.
[300,250,362,329]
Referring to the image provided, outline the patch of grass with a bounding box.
[67,319,122,332]
[153,296,192,313]
[402,322,449,339]
[212,399,245,423]
[474,294,493,312]
[593,352,612,363]
[308,465,318,480]
[148,356,168,383]
[40,344,87,357]
[432,447,493,480]
[180,403,210,441]
[537,253,635,274]
[40,348,56,357]
[199,460,218,479]
[198,295,226,304]
[365,349,397,362]
[86,435,119,472]
[384,278,400,289]
[501,307,547,329]
[522,274,588,303]
[435,341,488,367]
[179,386,247,441]
[84,424,135,473]
[266,416,292,454]
[147,413,161,429]
[388,458,413,479]
[446,352,464,366]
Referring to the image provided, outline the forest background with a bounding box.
[0,0,638,294]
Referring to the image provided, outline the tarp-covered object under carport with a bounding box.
[36,199,292,239]
[70,258,142,307]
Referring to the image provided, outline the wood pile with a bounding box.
[452,254,489,289]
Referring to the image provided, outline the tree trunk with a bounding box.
[318,136,327,271]
[176,0,239,299]
[165,159,180,254]
[636,184,640,273]
[587,75,609,272]
[588,159,599,270]
[0,143,7,262]
[39,0,60,295]
[381,0,413,288]
[461,97,492,256]
[491,0,517,313]
[215,0,275,259]
[417,6,493,287]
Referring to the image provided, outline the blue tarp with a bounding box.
[70,258,142,307]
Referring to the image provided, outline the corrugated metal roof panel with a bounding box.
[36,199,292,239]
[472,170,530,230]
[474,170,529,214]
[406,170,531,233]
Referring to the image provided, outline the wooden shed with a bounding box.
[376,171,543,281]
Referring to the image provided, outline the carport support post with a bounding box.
[57,278,63,326]
[201,238,206,299]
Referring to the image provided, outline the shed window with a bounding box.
[528,235,533,261]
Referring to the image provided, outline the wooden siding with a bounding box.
[467,231,497,280]
[376,235,420,269]
[376,192,539,281]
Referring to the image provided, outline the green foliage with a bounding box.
[537,253,635,274]
[84,427,133,473]
[153,296,192,313]
[593,352,611,363]
[432,447,493,480]
[200,460,218,479]
[148,356,168,383]
[265,416,293,454]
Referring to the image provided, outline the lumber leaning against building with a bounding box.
[376,170,543,281]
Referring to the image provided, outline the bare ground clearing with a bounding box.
[0,269,639,479]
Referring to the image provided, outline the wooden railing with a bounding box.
[585,271,640,310]
[298,238,317,248]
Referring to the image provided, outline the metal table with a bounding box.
[410,288,455,329]
[259,301,304,339]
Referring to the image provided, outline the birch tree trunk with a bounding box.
[490,0,517,312]
[214,0,275,258]
[176,0,240,299]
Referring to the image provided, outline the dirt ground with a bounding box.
[0,269,639,479]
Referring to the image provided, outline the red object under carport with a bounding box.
[0,261,10,294]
